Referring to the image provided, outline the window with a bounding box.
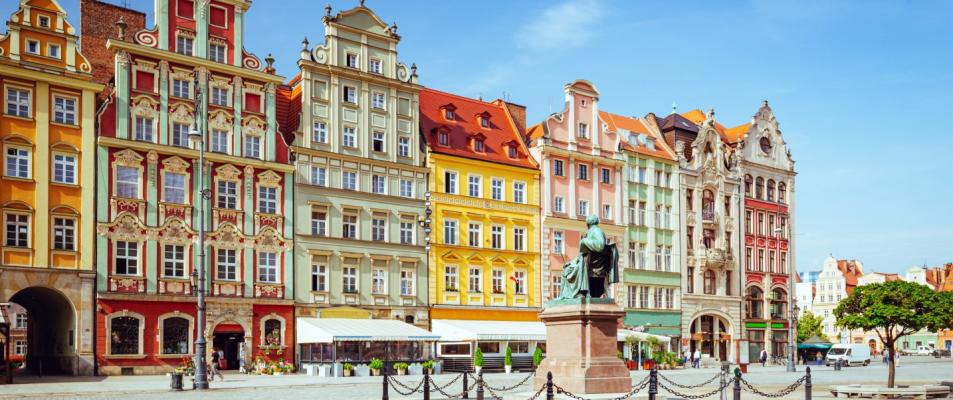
[553,231,564,254]
[342,171,357,191]
[780,252,787,274]
[372,215,386,241]
[755,177,764,199]
[513,181,526,203]
[210,129,228,153]
[758,250,765,272]
[443,220,458,245]
[372,92,386,109]
[258,187,277,214]
[468,222,483,247]
[758,212,765,236]
[256,252,278,283]
[490,178,504,201]
[578,164,588,180]
[311,263,327,291]
[400,268,416,296]
[655,287,664,308]
[109,316,140,355]
[171,123,189,147]
[372,175,386,194]
[26,40,39,55]
[115,241,138,275]
[469,267,482,293]
[554,159,564,176]
[310,166,327,187]
[577,122,588,138]
[211,87,229,106]
[134,117,154,142]
[160,172,186,204]
[602,204,612,220]
[15,313,27,329]
[53,97,76,124]
[508,145,518,159]
[745,210,753,234]
[554,196,564,213]
[216,249,237,280]
[372,268,387,294]
[343,126,357,147]
[38,15,50,28]
[514,270,527,294]
[601,168,611,184]
[638,243,647,268]
[398,137,410,157]
[578,200,589,217]
[687,267,694,293]
[744,175,753,197]
[703,269,716,295]
[655,245,663,271]
[370,59,382,74]
[444,171,457,194]
[778,182,787,204]
[767,180,776,202]
[163,245,186,278]
[444,109,454,120]
[399,179,414,198]
[343,86,357,103]
[345,53,358,68]
[474,138,485,152]
[209,43,226,63]
[162,317,190,354]
[343,266,358,293]
[372,131,385,152]
[116,166,140,198]
[480,116,489,128]
[513,227,526,251]
[438,131,449,146]
[400,219,414,244]
[638,167,646,184]
[51,154,76,184]
[745,247,753,271]
[490,225,503,249]
[311,208,327,236]
[172,79,191,99]
[176,36,194,55]
[242,135,262,158]
[312,121,328,144]
[342,213,358,239]
[492,269,504,293]
[768,250,776,274]
[4,213,28,248]
[444,265,458,291]
[6,87,30,117]
[468,175,482,197]
[216,180,237,209]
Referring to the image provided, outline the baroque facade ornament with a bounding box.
[208,109,232,131]
[98,212,148,241]
[206,223,244,250]
[169,103,194,125]
[113,149,144,167]
[257,170,282,187]
[161,156,190,174]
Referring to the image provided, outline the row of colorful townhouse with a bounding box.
[0,0,797,375]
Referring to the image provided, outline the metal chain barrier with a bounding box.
[550,376,652,400]
[525,384,548,400]
[657,376,734,399]
[740,375,808,398]
[553,384,589,400]
[658,371,724,389]
[427,376,473,399]
[469,370,536,392]
[387,375,427,395]
[427,372,463,391]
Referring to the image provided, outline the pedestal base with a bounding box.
[534,299,631,394]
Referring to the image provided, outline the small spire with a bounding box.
[671,101,677,114]
[707,108,715,120]
[116,17,128,41]
[264,53,275,74]
[762,99,769,108]
[390,22,398,34]
[411,63,417,77]
[325,3,332,17]
[359,0,366,7]
[302,37,309,50]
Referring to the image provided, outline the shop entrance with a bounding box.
[212,324,244,370]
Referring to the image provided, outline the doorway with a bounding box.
[212,327,244,370]
[9,287,75,375]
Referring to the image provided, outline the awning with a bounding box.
[432,319,546,342]
[617,329,671,343]
[296,318,440,343]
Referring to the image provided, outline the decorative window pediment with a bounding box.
[206,223,244,250]
[440,251,461,262]
[130,96,159,118]
[215,164,242,181]
[242,115,265,137]
[467,254,486,264]
[97,212,148,241]
[250,227,290,253]
[490,256,508,266]
[113,149,144,167]
[175,28,196,40]
[208,109,232,131]
[161,156,190,174]
[169,103,194,125]
[257,170,282,187]
[156,217,195,246]
[209,76,231,90]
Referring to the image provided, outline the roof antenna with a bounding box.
[672,101,677,114]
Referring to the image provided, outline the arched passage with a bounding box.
[688,313,733,362]
[9,287,76,375]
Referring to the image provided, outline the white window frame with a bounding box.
[372,268,387,295]
[310,207,328,236]
[26,40,40,55]
[399,179,414,198]
[400,219,415,244]
[5,86,31,118]
[115,166,141,199]
[371,174,386,194]
[342,126,357,148]
[216,248,238,281]
[553,196,564,213]
[369,58,383,74]
[310,166,327,187]
[343,266,359,293]
[342,170,358,191]
[490,178,504,201]
[114,240,140,276]
[371,215,387,242]
[258,186,278,214]
[163,171,187,203]
[176,35,194,56]
[257,252,278,283]
[52,95,77,125]
[311,263,328,292]
[513,181,526,204]
[444,265,458,292]
[514,270,527,295]
[443,219,458,245]
[244,134,262,159]
[162,244,186,278]
[444,170,458,194]
[209,43,227,63]
[313,121,328,144]
[171,79,191,99]
[372,92,386,109]
[468,222,483,247]
[216,180,238,209]
[490,225,504,250]
[400,268,416,296]
[51,152,76,184]
[372,131,386,152]
[468,174,482,198]
[4,212,30,248]
[492,268,505,294]
[469,266,482,293]
[513,227,526,252]
[398,136,410,157]
[553,231,564,254]
[342,211,359,239]
[134,116,155,142]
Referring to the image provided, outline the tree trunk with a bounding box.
[886,339,895,388]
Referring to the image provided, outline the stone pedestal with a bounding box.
[534,299,631,394]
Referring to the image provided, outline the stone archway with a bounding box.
[688,312,733,362]
[9,287,76,375]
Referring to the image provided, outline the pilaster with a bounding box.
[35,82,50,268]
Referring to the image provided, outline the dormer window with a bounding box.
[48,44,61,59]
[480,117,489,128]
[438,131,449,146]
[346,53,358,68]
[445,109,454,120]
[474,138,485,153]
[577,122,588,139]
[508,144,518,159]
[26,40,39,55]
[38,15,50,28]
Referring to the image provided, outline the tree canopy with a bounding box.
[796,310,827,343]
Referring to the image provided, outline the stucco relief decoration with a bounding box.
[217,164,242,181]
[209,36,228,47]
[176,28,196,40]
[98,212,148,241]
[396,63,408,82]
[206,223,244,250]
[169,103,194,125]
[134,60,158,73]
[242,49,261,70]
[209,76,231,90]
[156,218,195,246]
[257,170,282,188]
[116,50,131,66]
[162,156,190,174]
[311,45,328,64]
[131,96,159,119]
[250,228,290,253]
[242,116,265,138]
[208,110,232,132]
[134,27,159,48]
[113,149,144,167]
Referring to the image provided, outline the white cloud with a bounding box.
[517,0,606,51]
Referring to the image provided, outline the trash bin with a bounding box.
[169,373,183,391]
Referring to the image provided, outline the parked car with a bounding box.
[911,345,934,356]
[825,344,871,367]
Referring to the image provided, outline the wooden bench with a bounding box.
[831,384,950,399]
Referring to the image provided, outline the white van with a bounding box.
[825,344,871,366]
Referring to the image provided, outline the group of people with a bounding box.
[683,349,703,368]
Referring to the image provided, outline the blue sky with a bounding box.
[57,0,953,275]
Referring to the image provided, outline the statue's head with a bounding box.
[586,214,599,227]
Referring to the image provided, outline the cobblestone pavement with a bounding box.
[0,357,949,399]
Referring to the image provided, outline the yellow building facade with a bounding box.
[0,0,102,375]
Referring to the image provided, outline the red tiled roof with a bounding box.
[681,109,749,144]
[837,260,864,294]
[420,88,538,170]
[599,111,675,161]
[275,83,301,146]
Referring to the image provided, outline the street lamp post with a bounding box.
[190,72,210,389]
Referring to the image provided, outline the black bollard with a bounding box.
[423,368,430,400]
[546,371,554,400]
[648,367,658,400]
[382,367,389,400]
[733,370,741,400]
[805,367,812,400]
[463,371,469,399]
[476,370,484,400]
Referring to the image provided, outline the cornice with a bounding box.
[98,136,295,173]
[0,64,102,91]
[430,192,540,216]
[107,39,283,84]
[293,145,430,173]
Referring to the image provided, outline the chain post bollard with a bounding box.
[422,368,431,400]
[546,371,554,400]
[733,368,741,400]
[805,367,812,400]
[648,367,658,400]
[462,371,469,399]
[381,367,389,400]
[476,370,485,400]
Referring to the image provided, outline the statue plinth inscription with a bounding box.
[536,216,630,394]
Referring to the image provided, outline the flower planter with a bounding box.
[371,368,380,376]
[474,366,482,375]
[397,369,407,376]
[424,368,433,375]
[504,365,512,374]
[343,369,353,377]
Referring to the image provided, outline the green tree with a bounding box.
[834,280,953,388]
[796,310,827,343]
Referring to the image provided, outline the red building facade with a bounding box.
[90,0,295,375]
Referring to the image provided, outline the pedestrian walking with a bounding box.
[683,350,690,368]
[238,343,247,374]
[693,349,701,368]
[883,349,889,365]
[209,347,225,382]
[895,350,901,367]
[760,349,768,367]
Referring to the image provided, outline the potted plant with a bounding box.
[369,359,384,376]
[473,347,484,374]
[504,346,513,373]
[532,347,544,369]
[342,362,354,377]
[421,360,434,375]
[394,362,409,376]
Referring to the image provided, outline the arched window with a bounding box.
[703,270,716,295]
[755,177,764,200]
[702,189,715,220]
[746,286,764,319]
[777,182,787,204]
[161,316,190,354]
[109,315,143,355]
[766,180,775,202]
[405,315,415,324]
[744,175,753,197]
[771,288,788,319]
